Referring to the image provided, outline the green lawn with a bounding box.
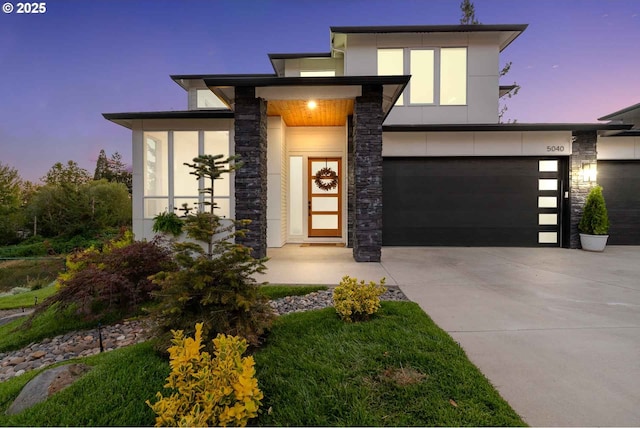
[0,290,525,426]
[260,284,328,300]
[0,285,57,310]
[0,286,524,426]
[0,341,167,427]
[254,302,525,427]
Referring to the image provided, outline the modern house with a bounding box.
[104,24,635,262]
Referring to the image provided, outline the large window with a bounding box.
[377,49,404,104]
[378,47,467,106]
[440,48,467,105]
[143,130,231,219]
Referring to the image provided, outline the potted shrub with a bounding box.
[578,185,610,252]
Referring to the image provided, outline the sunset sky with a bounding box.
[1,0,638,182]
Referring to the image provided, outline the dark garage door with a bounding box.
[383,157,558,246]
[598,161,640,245]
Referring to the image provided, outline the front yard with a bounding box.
[0,290,525,426]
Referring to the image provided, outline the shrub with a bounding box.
[147,323,263,427]
[332,275,386,322]
[579,185,610,235]
[149,155,274,351]
[35,238,176,322]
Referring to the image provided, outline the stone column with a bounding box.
[234,86,268,258]
[352,85,383,262]
[569,130,597,248]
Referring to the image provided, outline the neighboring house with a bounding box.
[596,103,640,245]
[104,24,633,262]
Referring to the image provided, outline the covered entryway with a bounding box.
[598,161,640,245]
[382,157,567,246]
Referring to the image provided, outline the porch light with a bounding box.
[581,162,597,182]
[307,100,317,109]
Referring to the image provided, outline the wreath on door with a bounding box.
[314,166,338,191]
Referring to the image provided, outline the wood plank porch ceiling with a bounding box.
[267,99,354,127]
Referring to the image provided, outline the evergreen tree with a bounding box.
[150,154,274,352]
[94,149,109,181]
[459,0,479,24]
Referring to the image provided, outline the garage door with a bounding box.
[382,157,565,246]
[598,161,640,245]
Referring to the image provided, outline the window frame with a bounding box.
[377,46,468,107]
[142,130,232,219]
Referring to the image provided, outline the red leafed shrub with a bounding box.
[36,239,176,322]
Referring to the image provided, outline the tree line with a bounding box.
[0,150,132,246]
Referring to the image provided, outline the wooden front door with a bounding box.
[308,158,342,237]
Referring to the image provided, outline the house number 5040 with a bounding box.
[546,145,565,152]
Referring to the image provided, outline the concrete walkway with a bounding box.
[263,245,640,427]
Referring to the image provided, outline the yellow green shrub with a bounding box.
[332,275,386,322]
[55,230,134,289]
[147,323,263,427]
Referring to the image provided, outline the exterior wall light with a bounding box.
[581,162,597,182]
[307,100,317,109]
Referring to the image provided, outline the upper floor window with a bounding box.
[377,49,404,104]
[300,70,335,77]
[196,89,227,109]
[378,47,467,106]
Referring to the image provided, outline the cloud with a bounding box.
[552,64,560,69]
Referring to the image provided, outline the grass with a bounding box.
[0,341,168,427]
[0,302,524,426]
[0,258,65,293]
[0,285,57,310]
[0,304,95,353]
[260,284,328,300]
[254,302,525,427]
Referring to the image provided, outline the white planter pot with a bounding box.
[579,233,609,252]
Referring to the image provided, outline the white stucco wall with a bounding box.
[267,116,286,247]
[597,136,640,159]
[382,131,573,157]
[283,57,344,76]
[343,32,500,125]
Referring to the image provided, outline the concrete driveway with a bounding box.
[263,245,640,427]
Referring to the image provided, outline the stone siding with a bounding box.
[234,86,268,258]
[352,85,383,262]
[569,130,598,248]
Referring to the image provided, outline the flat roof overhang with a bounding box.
[331,24,528,52]
[598,102,640,121]
[203,75,410,126]
[102,110,234,129]
[268,52,332,75]
[383,123,633,133]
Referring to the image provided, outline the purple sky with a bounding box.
[1,0,638,182]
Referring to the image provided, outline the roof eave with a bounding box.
[382,123,633,132]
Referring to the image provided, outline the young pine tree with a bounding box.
[150,154,274,353]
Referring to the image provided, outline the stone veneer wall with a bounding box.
[234,86,268,258]
[352,85,383,262]
[569,130,598,248]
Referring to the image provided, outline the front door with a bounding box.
[308,158,342,237]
